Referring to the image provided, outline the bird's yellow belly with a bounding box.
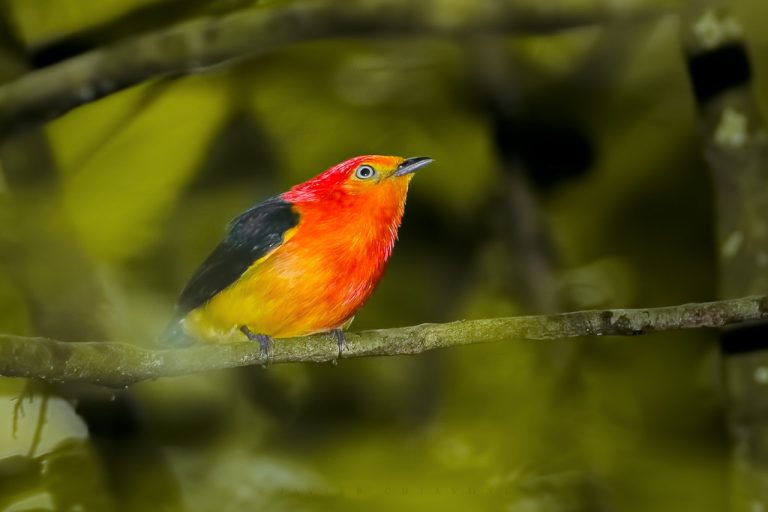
[182,241,376,343]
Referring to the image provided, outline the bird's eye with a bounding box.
[355,165,376,180]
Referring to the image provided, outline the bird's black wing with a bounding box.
[176,196,299,314]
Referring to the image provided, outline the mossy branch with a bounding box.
[0,0,672,137]
[0,295,765,389]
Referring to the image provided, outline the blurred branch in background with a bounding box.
[0,0,675,138]
[682,2,768,510]
[0,294,765,388]
[0,3,107,341]
[470,38,561,314]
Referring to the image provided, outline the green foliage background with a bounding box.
[1,0,768,510]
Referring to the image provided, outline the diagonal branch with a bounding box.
[0,0,673,137]
[0,295,765,389]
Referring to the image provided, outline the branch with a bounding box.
[1,295,765,388]
[0,0,673,137]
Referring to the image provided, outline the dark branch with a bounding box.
[0,0,672,137]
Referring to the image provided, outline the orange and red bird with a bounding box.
[170,155,432,355]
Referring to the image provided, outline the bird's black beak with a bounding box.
[394,156,433,176]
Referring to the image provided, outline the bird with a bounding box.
[167,155,432,358]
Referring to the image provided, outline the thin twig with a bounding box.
[0,295,765,388]
[0,0,673,137]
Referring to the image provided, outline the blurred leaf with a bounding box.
[55,76,229,262]
[46,83,152,178]
[0,380,87,459]
[6,0,174,46]
[0,378,114,511]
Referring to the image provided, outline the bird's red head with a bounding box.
[283,155,432,206]
[281,154,432,287]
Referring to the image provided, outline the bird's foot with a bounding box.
[240,326,272,365]
[332,328,347,362]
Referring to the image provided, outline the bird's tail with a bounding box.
[158,318,195,347]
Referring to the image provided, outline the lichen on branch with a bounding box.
[0,295,765,389]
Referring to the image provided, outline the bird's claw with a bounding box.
[240,326,273,365]
[332,328,347,362]
[256,334,273,363]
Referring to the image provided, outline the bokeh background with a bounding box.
[1,0,767,510]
